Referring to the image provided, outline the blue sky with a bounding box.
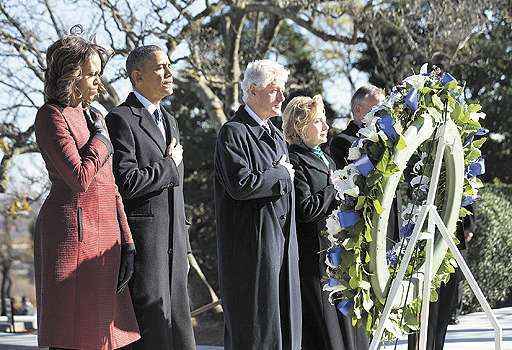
[3,0,368,195]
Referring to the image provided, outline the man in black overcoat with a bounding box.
[214,59,302,350]
[106,45,195,350]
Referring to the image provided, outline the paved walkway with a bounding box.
[0,307,510,349]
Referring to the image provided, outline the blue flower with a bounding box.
[337,210,360,229]
[463,134,474,147]
[354,155,374,177]
[461,195,477,207]
[399,223,415,238]
[475,128,489,136]
[386,250,398,267]
[376,115,398,141]
[441,72,456,85]
[466,158,485,178]
[327,247,343,267]
[327,277,341,287]
[337,300,353,316]
[405,88,419,112]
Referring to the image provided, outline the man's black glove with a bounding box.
[116,243,136,294]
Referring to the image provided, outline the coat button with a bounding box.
[168,248,173,255]
[280,214,287,221]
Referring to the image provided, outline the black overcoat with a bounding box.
[214,106,302,350]
[288,143,369,350]
[106,93,195,350]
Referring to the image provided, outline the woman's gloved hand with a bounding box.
[116,243,136,294]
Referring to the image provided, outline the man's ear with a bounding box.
[354,105,361,120]
[131,70,143,86]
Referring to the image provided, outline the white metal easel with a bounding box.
[369,118,503,350]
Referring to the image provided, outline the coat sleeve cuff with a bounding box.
[93,132,114,155]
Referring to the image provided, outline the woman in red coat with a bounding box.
[34,30,140,349]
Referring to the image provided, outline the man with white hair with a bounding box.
[214,59,302,350]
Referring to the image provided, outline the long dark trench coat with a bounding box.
[214,106,302,350]
[106,93,195,350]
[288,143,369,350]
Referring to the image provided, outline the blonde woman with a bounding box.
[283,95,368,350]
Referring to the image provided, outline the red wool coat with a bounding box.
[34,104,140,349]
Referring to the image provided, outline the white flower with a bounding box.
[419,62,429,75]
[347,146,361,160]
[326,211,341,239]
[377,130,388,141]
[469,112,486,121]
[331,165,360,199]
[331,117,350,131]
[361,105,386,125]
[403,74,428,89]
[358,122,379,142]
[382,92,400,109]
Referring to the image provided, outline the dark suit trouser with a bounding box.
[408,264,464,350]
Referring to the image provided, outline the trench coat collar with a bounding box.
[289,142,335,175]
[235,105,284,143]
[125,92,166,154]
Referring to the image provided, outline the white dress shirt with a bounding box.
[134,90,167,142]
[245,104,271,133]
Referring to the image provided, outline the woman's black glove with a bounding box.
[85,108,109,137]
[116,243,136,294]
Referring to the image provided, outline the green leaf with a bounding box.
[459,207,473,218]
[427,106,442,121]
[396,135,407,151]
[362,290,374,311]
[432,94,444,110]
[364,225,373,243]
[385,162,400,176]
[466,148,481,164]
[376,149,390,173]
[467,103,482,113]
[355,196,366,210]
[430,289,439,302]
[451,103,464,123]
[365,313,373,333]
[373,199,383,214]
[365,251,371,263]
[472,137,487,148]
[349,276,361,289]
[359,280,372,290]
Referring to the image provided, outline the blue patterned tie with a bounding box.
[153,109,162,125]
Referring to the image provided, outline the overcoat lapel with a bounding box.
[126,92,166,155]
[61,106,89,148]
[162,107,179,145]
[291,144,332,175]
[237,106,279,152]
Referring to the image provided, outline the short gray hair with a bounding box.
[241,59,289,102]
[126,45,162,86]
[350,84,383,116]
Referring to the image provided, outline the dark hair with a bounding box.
[44,34,109,106]
[126,45,162,86]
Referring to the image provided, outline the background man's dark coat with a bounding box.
[106,93,195,350]
[214,106,302,350]
[289,143,369,350]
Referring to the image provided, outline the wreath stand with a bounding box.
[369,117,503,350]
